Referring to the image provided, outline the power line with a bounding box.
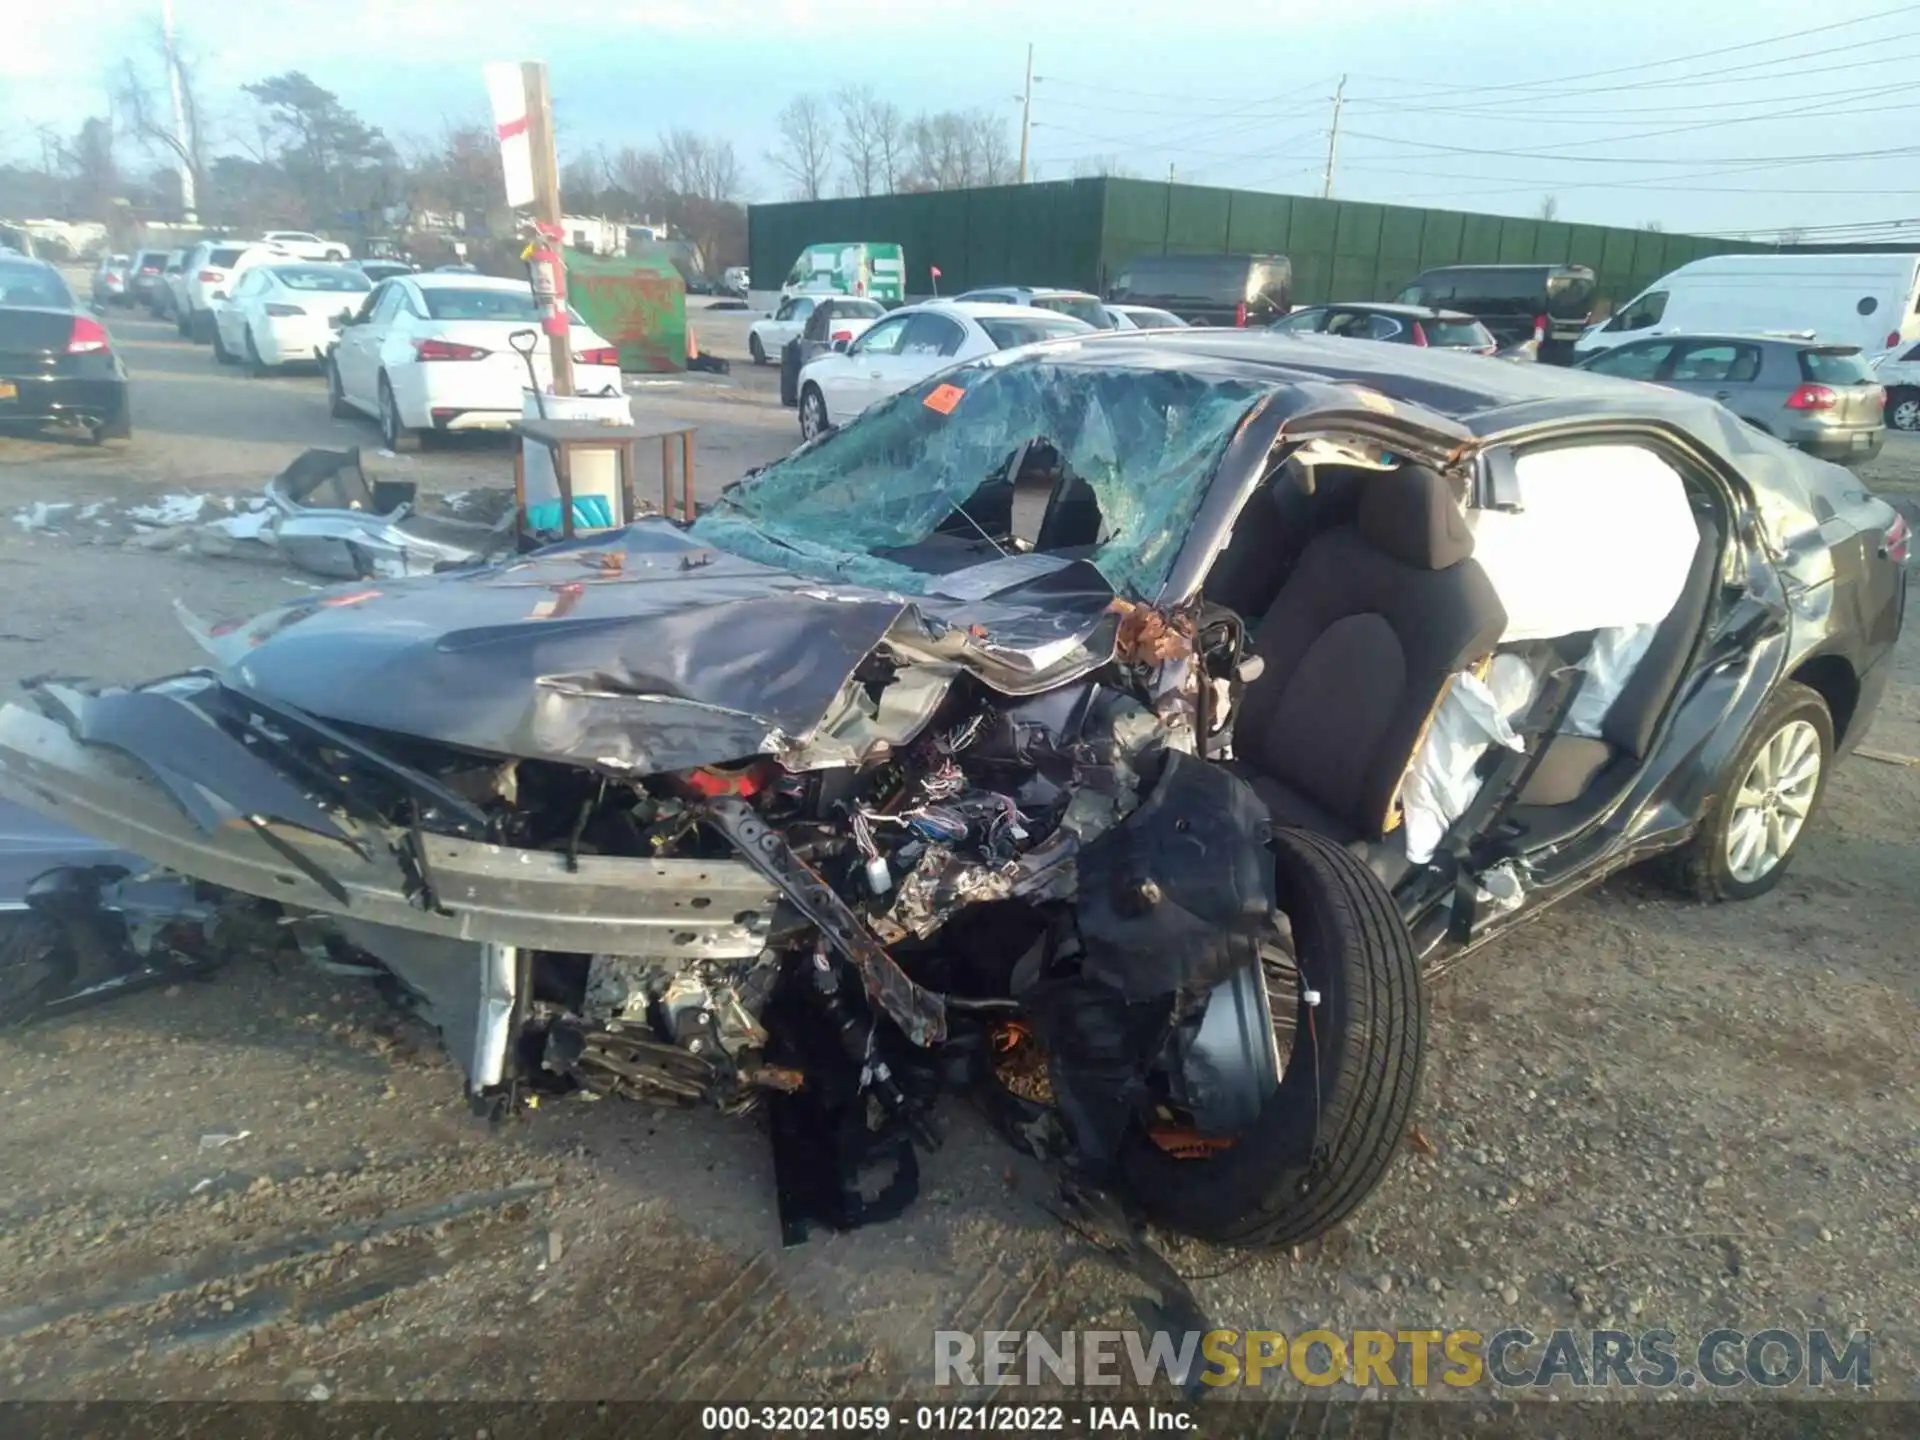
[1343,76,1915,125]
[1349,4,1916,102]
[1340,130,1920,168]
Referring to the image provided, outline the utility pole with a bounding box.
[1321,73,1346,201]
[521,61,575,398]
[162,0,197,221]
[1017,44,1034,184]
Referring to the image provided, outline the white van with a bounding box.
[1573,252,1920,363]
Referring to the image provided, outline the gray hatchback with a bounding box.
[1575,333,1885,465]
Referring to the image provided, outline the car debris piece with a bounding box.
[262,447,511,580]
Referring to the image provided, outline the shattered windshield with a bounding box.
[691,355,1270,600]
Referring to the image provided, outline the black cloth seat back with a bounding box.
[1233,464,1507,842]
[1600,515,1721,759]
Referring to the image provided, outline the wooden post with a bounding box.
[521,61,575,399]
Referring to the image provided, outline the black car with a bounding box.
[779,295,888,408]
[0,333,1903,1255]
[1270,301,1498,353]
[1106,252,1291,327]
[0,257,131,443]
[1394,263,1597,363]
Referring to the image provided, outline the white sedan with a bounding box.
[795,301,1094,439]
[262,230,351,263]
[213,263,373,374]
[1105,304,1189,330]
[748,293,824,365]
[325,273,624,452]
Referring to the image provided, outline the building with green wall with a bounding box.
[749,177,1766,312]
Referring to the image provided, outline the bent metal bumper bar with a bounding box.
[0,703,778,960]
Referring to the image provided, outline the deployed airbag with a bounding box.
[1399,654,1536,865]
[1466,445,1698,643]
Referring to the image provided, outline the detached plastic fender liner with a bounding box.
[1119,827,1426,1250]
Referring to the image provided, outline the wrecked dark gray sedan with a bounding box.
[0,331,1906,1254]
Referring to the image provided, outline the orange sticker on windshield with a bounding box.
[923,383,965,415]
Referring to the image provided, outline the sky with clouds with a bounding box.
[5,0,1915,240]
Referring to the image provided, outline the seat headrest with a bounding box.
[1357,464,1474,570]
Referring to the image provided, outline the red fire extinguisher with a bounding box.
[524,221,570,341]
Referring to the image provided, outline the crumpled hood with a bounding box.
[188,519,1120,775]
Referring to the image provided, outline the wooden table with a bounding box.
[511,417,699,542]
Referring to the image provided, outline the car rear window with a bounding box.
[421,287,542,321]
[274,266,372,293]
[838,298,885,318]
[980,316,1091,349]
[208,247,249,267]
[1546,271,1596,319]
[1112,255,1255,303]
[0,264,71,309]
[1033,294,1109,327]
[1423,317,1495,348]
[1799,348,1875,384]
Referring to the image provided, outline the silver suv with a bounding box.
[1575,333,1886,466]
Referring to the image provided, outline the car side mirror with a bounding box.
[211,290,227,301]
[90,302,105,317]
[831,338,850,353]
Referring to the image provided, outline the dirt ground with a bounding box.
[0,301,1916,1413]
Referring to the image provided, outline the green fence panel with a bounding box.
[1460,212,1503,264]
[1376,205,1426,294]
[1101,177,1172,279]
[1565,224,1608,276]
[565,250,686,373]
[749,178,1774,316]
[1167,183,1233,252]
[1226,191,1293,259]
[1417,209,1466,271]
[1497,218,1540,262]
[1532,221,1574,266]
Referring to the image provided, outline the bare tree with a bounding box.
[768,95,834,200]
[1071,154,1137,179]
[1538,193,1560,221]
[903,108,1016,190]
[659,129,742,204]
[836,87,904,196]
[1642,219,1666,233]
[111,37,206,217]
[1777,226,1807,245]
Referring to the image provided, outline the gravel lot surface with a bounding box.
[0,296,1915,1415]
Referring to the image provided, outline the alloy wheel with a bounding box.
[1724,718,1821,884]
[801,390,826,440]
[380,382,400,448]
[1891,394,1920,433]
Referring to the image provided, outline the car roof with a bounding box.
[1302,301,1480,321]
[924,299,1083,320]
[1603,331,1857,352]
[408,272,528,291]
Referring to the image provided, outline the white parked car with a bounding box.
[211,262,373,374]
[261,230,351,263]
[1105,304,1189,331]
[749,293,825,365]
[325,272,624,452]
[179,240,282,343]
[1876,339,1920,432]
[953,286,1115,329]
[795,300,1094,440]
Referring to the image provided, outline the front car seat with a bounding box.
[1229,464,1507,844]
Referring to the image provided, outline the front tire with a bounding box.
[1889,387,1920,433]
[1671,679,1833,902]
[378,374,419,453]
[799,384,830,441]
[1120,827,1425,1250]
[749,333,767,365]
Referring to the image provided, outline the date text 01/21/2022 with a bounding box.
[699,1404,1194,1432]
